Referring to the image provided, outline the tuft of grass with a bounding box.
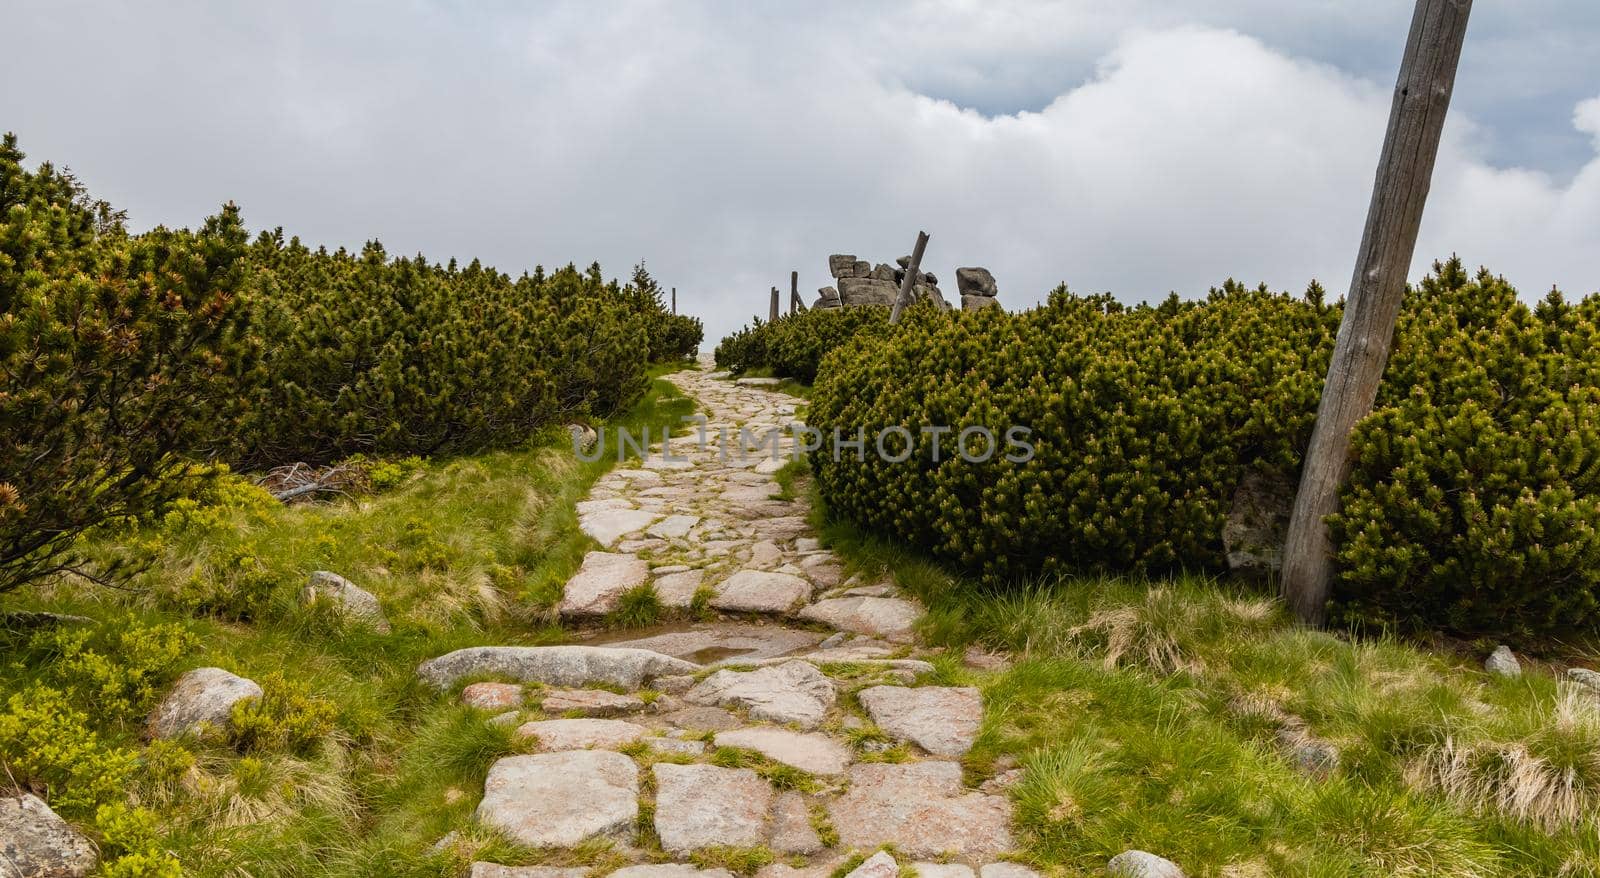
[608,583,662,628]
[691,845,777,875]
[710,746,824,792]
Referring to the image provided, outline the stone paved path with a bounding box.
[420,361,1028,878]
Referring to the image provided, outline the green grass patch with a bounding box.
[0,370,697,877]
[809,479,1600,876]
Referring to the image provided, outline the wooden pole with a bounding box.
[770,287,779,322]
[671,286,676,315]
[790,271,799,315]
[889,231,929,325]
[1280,0,1472,626]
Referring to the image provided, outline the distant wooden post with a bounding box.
[1280,0,1472,626]
[770,287,779,322]
[671,286,676,315]
[889,231,929,325]
[790,271,799,315]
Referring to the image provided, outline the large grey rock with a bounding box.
[476,751,637,847]
[711,570,812,613]
[516,718,650,750]
[954,267,998,297]
[828,762,1013,859]
[1107,851,1186,878]
[301,571,390,632]
[417,645,698,691]
[857,685,982,757]
[472,866,588,878]
[561,551,650,617]
[1485,645,1521,678]
[686,660,836,728]
[851,260,872,278]
[871,263,898,282]
[961,294,1000,312]
[148,667,262,739]
[815,286,842,309]
[828,255,858,278]
[769,791,824,855]
[0,794,97,877]
[1222,470,1294,578]
[798,596,922,643]
[653,762,774,853]
[714,726,852,775]
[838,277,900,306]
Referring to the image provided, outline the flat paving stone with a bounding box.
[598,623,824,665]
[653,762,773,853]
[769,791,825,854]
[539,688,645,716]
[798,596,922,642]
[686,660,836,728]
[828,761,1013,860]
[857,685,983,757]
[581,508,662,547]
[515,718,649,750]
[476,751,637,847]
[714,726,852,775]
[561,551,650,617]
[461,682,524,711]
[711,570,812,613]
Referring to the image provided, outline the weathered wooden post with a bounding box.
[790,271,799,315]
[1280,0,1473,626]
[889,231,929,325]
[770,287,779,322]
[671,286,676,315]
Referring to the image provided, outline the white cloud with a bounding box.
[1,2,1596,345]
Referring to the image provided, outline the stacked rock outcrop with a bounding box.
[816,255,999,312]
[816,254,948,310]
[955,267,1001,311]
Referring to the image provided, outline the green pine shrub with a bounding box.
[807,287,1338,582]
[0,134,257,594]
[713,306,890,382]
[800,260,1600,641]
[1330,262,1600,639]
[3,134,687,595]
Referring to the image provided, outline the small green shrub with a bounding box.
[0,685,139,815]
[96,802,183,877]
[229,672,339,754]
[30,620,198,724]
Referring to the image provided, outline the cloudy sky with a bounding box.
[4,1,1598,343]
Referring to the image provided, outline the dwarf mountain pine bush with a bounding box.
[0,134,256,594]
[714,305,890,382]
[798,261,1600,641]
[2,135,700,593]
